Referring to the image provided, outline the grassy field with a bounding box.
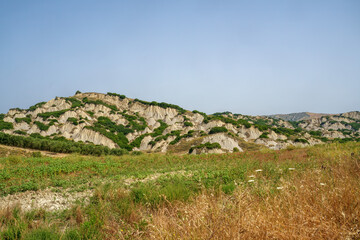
[0,142,359,239]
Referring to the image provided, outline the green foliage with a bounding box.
[169,130,194,145]
[237,119,252,128]
[259,133,269,139]
[189,142,221,153]
[348,122,360,131]
[309,130,322,137]
[37,109,69,120]
[24,228,60,240]
[0,113,5,120]
[87,123,132,151]
[134,99,186,114]
[151,120,168,137]
[209,126,228,134]
[184,121,193,127]
[130,134,149,148]
[0,120,14,130]
[34,121,50,131]
[67,117,79,125]
[107,92,126,99]
[75,90,81,94]
[28,102,46,111]
[294,138,309,144]
[65,98,83,108]
[272,127,301,137]
[0,132,128,157]
[82,97,118,111]
[120,112,147,131]
[86,111,95,117]
[14,130,26,135]
[15,117,31,124]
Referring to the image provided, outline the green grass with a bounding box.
[0,142,359,239]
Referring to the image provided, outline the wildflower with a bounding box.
[255,169,262,172]
[288,168,295,170]
[248,179,255,183]
[248,175,256,178]
[320,183,326,186]
[276,187,283,190]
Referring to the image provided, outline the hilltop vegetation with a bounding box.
[0,91,359,155]
[0,142,359,239]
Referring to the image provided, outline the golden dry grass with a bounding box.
[146,149,360,239]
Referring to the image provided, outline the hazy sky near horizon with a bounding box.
[0,0,359,115]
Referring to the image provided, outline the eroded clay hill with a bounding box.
[0,92,359,154]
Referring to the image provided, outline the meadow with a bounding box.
[0,142,359,239]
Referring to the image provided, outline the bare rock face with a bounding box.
[72,128,117,148]
[202,133,242,152]
[237,126,262,140]
[341,111,360,120]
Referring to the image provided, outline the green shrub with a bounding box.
[294,138,309,144]
[0,120,14,130]
[67,117,79,125]
[15,117,32,124]
[209,126,228,134]
[37,109,69,120]
[0,114,5,120]
[65,98,83,108]
[34,121,50,131]
[134,99,186,114]
[82,97,118,111]
[184,121,193,127]
[189,142,221,153]
[86,111,95,117]
[14,130,26,135]
[259,133,269,139]
[107,92,126,99]
[28,102,46,111]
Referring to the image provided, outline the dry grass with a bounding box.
[147,148,360,239]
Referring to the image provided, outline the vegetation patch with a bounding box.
[0,132,128,157]
[82,97,118,111]
[134,98,186,114]
[0,120,14,131]
[37,109,69,120]
[65,97,83,109]
[189,142,221,153]
[28,102,46,111]
[107,92,126,99]
[15,117,32,124]
[209,126,228,134]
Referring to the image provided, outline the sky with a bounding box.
[0,0,359,115]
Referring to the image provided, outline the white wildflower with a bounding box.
[248,175,256,178]
[288,168,295,170]
[276,187,283,190]
[248,179,255,183]
[255,169,263,172]
[320,183,326,186]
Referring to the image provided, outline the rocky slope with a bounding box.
[0,92,359,154]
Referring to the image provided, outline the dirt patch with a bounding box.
[0,188,92,212]
[0,144,69,158]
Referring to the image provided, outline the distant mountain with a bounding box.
[0,92,359,155]
[268,112,332,122]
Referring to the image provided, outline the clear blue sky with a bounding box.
[1,0,359,115]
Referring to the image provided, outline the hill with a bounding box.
[0,91,359,155]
